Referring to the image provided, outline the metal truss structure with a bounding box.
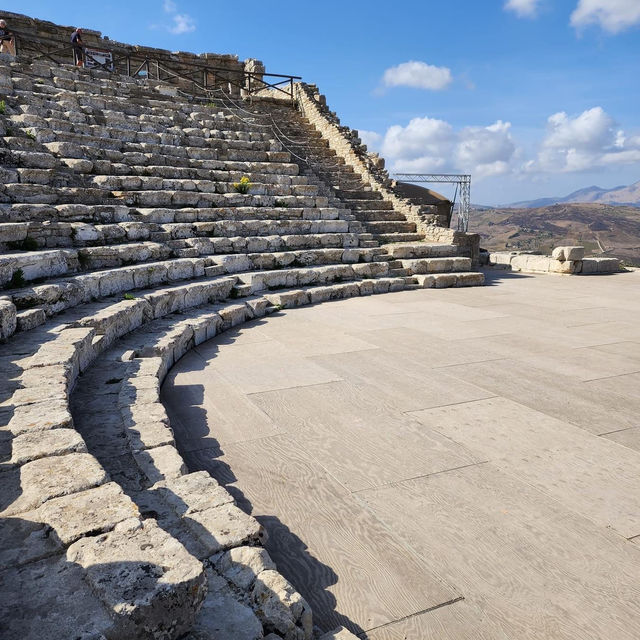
[392,173,472,232]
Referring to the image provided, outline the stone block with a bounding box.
[5,398,73,436]
[581,257,620,274]
[552,246,585,261]
[2,452,108,516]
[251,569,313,640]
[0,299,17,340]
[154,471,235,516]
[3,428,86,468]
[133,444,187,484]
[67,518,206,639]
[213,546,277,591]
[185,503,264,555]
[190,571,263,640]
[16,307,47,332]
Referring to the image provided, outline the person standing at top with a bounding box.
[70,27,84,67]
[0,19,15,56]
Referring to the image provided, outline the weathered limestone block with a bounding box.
[457,272,486,287]
[71,222,102,243]
[0,222,28,243]
[185,503,265,555]
[16,307,47,332]
[251,570,313,640]
[28,326,95,376]
[2,452,108,516]
[126,421,175,452]
[3,428,86,468]
[190,571,263,640]
[4,398,73,436]
[37,482,138,545]
[552,245,585,261]
[0,482,140,569]
[549,258,578,274]
[133,444,187,484]
[0,299,17,340]
[213,546,277,591]
[67,518,207,640]
[154,471,235,516]
[510,254,550,273]
[0,554,114,640]
[581,257,620,273]
[1,379,67,410]
[433,274,458,288]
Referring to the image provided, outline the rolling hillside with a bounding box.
[509,180,640,208]
[471,203,640,265]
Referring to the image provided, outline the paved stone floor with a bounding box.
[162,269,640,639]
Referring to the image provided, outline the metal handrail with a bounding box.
[8,30,301,104]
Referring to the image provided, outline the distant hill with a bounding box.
[471,202,640,265]
[509,180,640,208]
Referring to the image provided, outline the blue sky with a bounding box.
[6,0,640,204]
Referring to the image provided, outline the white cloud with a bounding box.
[376,117,517,179]
[571,0,640,33]
[365,107,640,183]
[159,0,196,35]
[504,0,541,18]
[530,107,640,172]
[382,61,452,91]
[382,117,455,170]
[169,14,196,34]
[456,121,517,178]
[358,130,382,150]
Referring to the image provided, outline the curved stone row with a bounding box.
[1,260,392,637]
[1,20,481,637]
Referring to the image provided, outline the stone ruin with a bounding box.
[0,11,484,640]
[483,245,621,275]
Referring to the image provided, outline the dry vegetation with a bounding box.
[471,203,640,265]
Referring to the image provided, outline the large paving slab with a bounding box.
[163,269,640,638]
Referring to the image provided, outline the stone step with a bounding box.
[346,200,395,211]
[9,113,277,144]
[383,242,460,259]
[87,175,319,197]
[363,221,418,234]
[414,271,485,288]
[355,210,408,222]
[235,262,391,294]
[399,257,473,274]
[333,189,382,201]
[373,232,425,244]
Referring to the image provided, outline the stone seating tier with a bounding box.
[0,53,483,639]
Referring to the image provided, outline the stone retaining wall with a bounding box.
[293,83,480,264]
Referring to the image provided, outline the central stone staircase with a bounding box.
[0,51,483,640]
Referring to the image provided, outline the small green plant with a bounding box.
[232,176,252,194]
[0,100,6,115]
[273,304,283,312]
[25,129,36,141]
[5,126,13,136]
[123,292,136,300]
[7,268,26,289]
[205,101,217,109]
[274,199,289,208]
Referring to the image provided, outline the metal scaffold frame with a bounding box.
[392,173,472,232]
